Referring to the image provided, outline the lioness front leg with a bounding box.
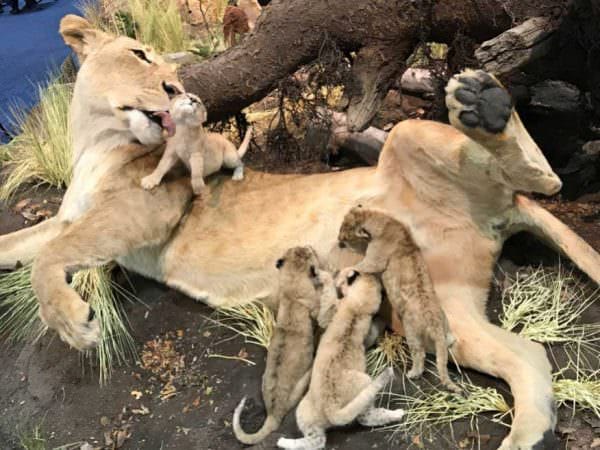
[448,306,557,450]
[31,183,191,350]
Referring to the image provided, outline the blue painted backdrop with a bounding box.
[0,0,79,140]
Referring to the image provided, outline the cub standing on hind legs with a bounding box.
[277,268,404,450]
[141,93,252,195]
[338,205,460,392]
[233,246,335,445]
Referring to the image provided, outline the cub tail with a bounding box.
[236,126,253,159]
[232,396,281,445]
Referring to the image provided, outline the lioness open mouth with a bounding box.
[143,110,176,137]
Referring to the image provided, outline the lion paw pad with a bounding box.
[446,70,512,134]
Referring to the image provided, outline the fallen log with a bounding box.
[180,0,528,130]
[475,17,558,76]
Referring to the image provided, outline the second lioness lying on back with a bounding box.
[277,268,404,450]
[338,206,460,392]
[233,246,334,445]
[141,93,252,195]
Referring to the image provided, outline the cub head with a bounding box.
[338,205,370,247]
[60,15,185,147]
[335,268,381,315]
[170,93,208,127]
[275,246,323,306]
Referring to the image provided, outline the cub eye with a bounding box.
[131,49,152,63]
[360,227,371,239]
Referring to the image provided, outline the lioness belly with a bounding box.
[161,168,379,307]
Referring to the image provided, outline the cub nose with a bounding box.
[336,287,344,299]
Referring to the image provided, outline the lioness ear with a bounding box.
[276,258,285,269]
[59,15,104,62]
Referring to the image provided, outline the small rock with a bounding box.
[530,80,582,115]
[100,416,110,426]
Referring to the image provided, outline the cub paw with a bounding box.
[406,367,423,380]
[40,301,101,350]
[141,175,159,190]
[445,69,512,135]
[376,366,395,386]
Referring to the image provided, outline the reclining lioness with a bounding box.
[1,15,599,450]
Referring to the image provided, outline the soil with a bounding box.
[0,187,599,450]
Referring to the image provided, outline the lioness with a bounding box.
[2,15,599,450]
[141,92,251,195]
[338,206,459,392]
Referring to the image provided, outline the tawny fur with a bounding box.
[339,206,460,392]
[232,246,332,444]
[223,6,249,48]
[3,16,600,449]
[277,269,404,450]
[141,93,252,195]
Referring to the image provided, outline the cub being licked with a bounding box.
[141,93,252,195]
[338,206,460,392]
[233,246,334,445]
[277,268,404,450]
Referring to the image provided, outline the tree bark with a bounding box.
[180,0,565,128]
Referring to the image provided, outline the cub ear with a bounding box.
[59,15,106,63]
[347,270,359,285]
[276,258,285,269]
[197,101,208,124]
[358,227,371,239]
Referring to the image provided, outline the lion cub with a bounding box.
[338,206,460,392]
[141,93,252,195]
[233,246,333,445]
[278,268,404,450]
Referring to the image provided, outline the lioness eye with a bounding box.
[131,49,152,63]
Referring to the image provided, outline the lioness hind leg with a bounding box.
[450,310,557,450]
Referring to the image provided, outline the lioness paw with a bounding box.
[39,301,101,350]
[445,69,512,135]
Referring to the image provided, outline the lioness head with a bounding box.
[60,15,184,148]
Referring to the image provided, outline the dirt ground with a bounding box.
[1,185,600,450]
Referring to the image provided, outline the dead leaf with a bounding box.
[411,435,424,449]
[13,198,31,212]
[238,348,249,359]
[130,390,143,400]
[160,382,177,400]
[132,404,150,415]
[192,396,201,407]
[100,416,110,426]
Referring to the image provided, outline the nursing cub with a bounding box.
[338,206,459,392]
